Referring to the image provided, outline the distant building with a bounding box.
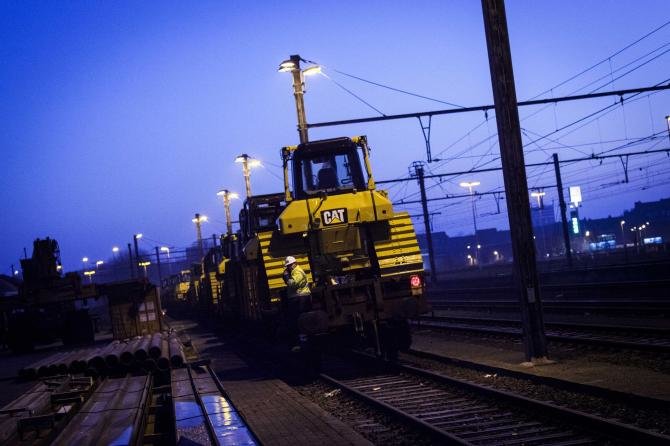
[416,196,670,273]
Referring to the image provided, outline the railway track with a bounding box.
[320,353,670,445]
[428,299,670,316]
[403,348,670,412]
[413,315,670,352]
[426,279,670,317]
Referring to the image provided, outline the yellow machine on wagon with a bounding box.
[233,135,428,357]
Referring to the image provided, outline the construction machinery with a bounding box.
[1,238,97,352]
[221,135,428,357]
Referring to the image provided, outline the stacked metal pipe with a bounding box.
[18,331,187,379]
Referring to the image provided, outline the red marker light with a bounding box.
[410,275,422,288]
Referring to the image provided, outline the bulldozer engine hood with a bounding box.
[278,189,393,234]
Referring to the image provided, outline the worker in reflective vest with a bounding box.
[283,256,311,351]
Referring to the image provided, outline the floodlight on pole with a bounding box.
[139,261,151,278]
[217,189,240,236]
[235,154,259,199]
[192,213,207,258]
[83,270,96,283]
[279,54,320,144]
[530,190,546,208]
[460,181,481,265]
[160,246,171,274]
[133,233,143,277]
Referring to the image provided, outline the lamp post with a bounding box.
[139,261,151,278]
[133,233,143,278]
[217,189,239,236]
[460,181,480,265]
[112,246,119,262]
[160,246,171,275]
[235,154,260,199]
[530,190,545,209]
[279,55,321,144]
[83,270,95,283]
[192,214,207,258]
[82,257,89,271]
[95,260,103,269]
[620,220,628,262]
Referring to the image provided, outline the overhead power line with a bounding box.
[306,83,670,128]
[379,146,670,185]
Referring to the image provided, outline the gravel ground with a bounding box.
[419,328,670,374]
[405,330,670,435]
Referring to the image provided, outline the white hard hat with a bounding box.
[284,256,297,266]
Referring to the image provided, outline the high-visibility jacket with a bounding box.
[286,265,310,297]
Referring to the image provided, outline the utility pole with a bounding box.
[193,213,205,259]
[413,161,438,283]
[127,243,134,279]
[553,154,573,267]
[283,54,309,143]
[154,247,163,288]
[217,189,238,236]
[481,0,548,362]
[133,234,142,278]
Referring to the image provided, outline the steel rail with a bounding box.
[404,348,670,411]
[319,372,471,445]
[323,352,670,445]
[419,314,670,335]
[394,359,670,446]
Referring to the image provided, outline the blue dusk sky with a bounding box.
[1,1,669,273]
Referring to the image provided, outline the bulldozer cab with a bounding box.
[239,193,287,242]
[283,136,376,201]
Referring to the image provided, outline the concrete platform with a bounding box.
[192,332,372,446]
[411,329,670,401]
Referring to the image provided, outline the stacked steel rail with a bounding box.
[171,365,257,445]
[0,376,95,444]
[52,375,151,445]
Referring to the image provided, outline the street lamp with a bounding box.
[460,181,480,265]
[82,257,89,270]
[235,154,261,199]
[530,190,546,209]
[279,54,321,144]
[139,261,151,278]
[493,250,500,262]
[95,260,104,269]
[133,233,143,277]
[160,246,171,275]
[192,214,208,258]
[217,189,240,236]
[620,220,628,262]
[83,270,96,283]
